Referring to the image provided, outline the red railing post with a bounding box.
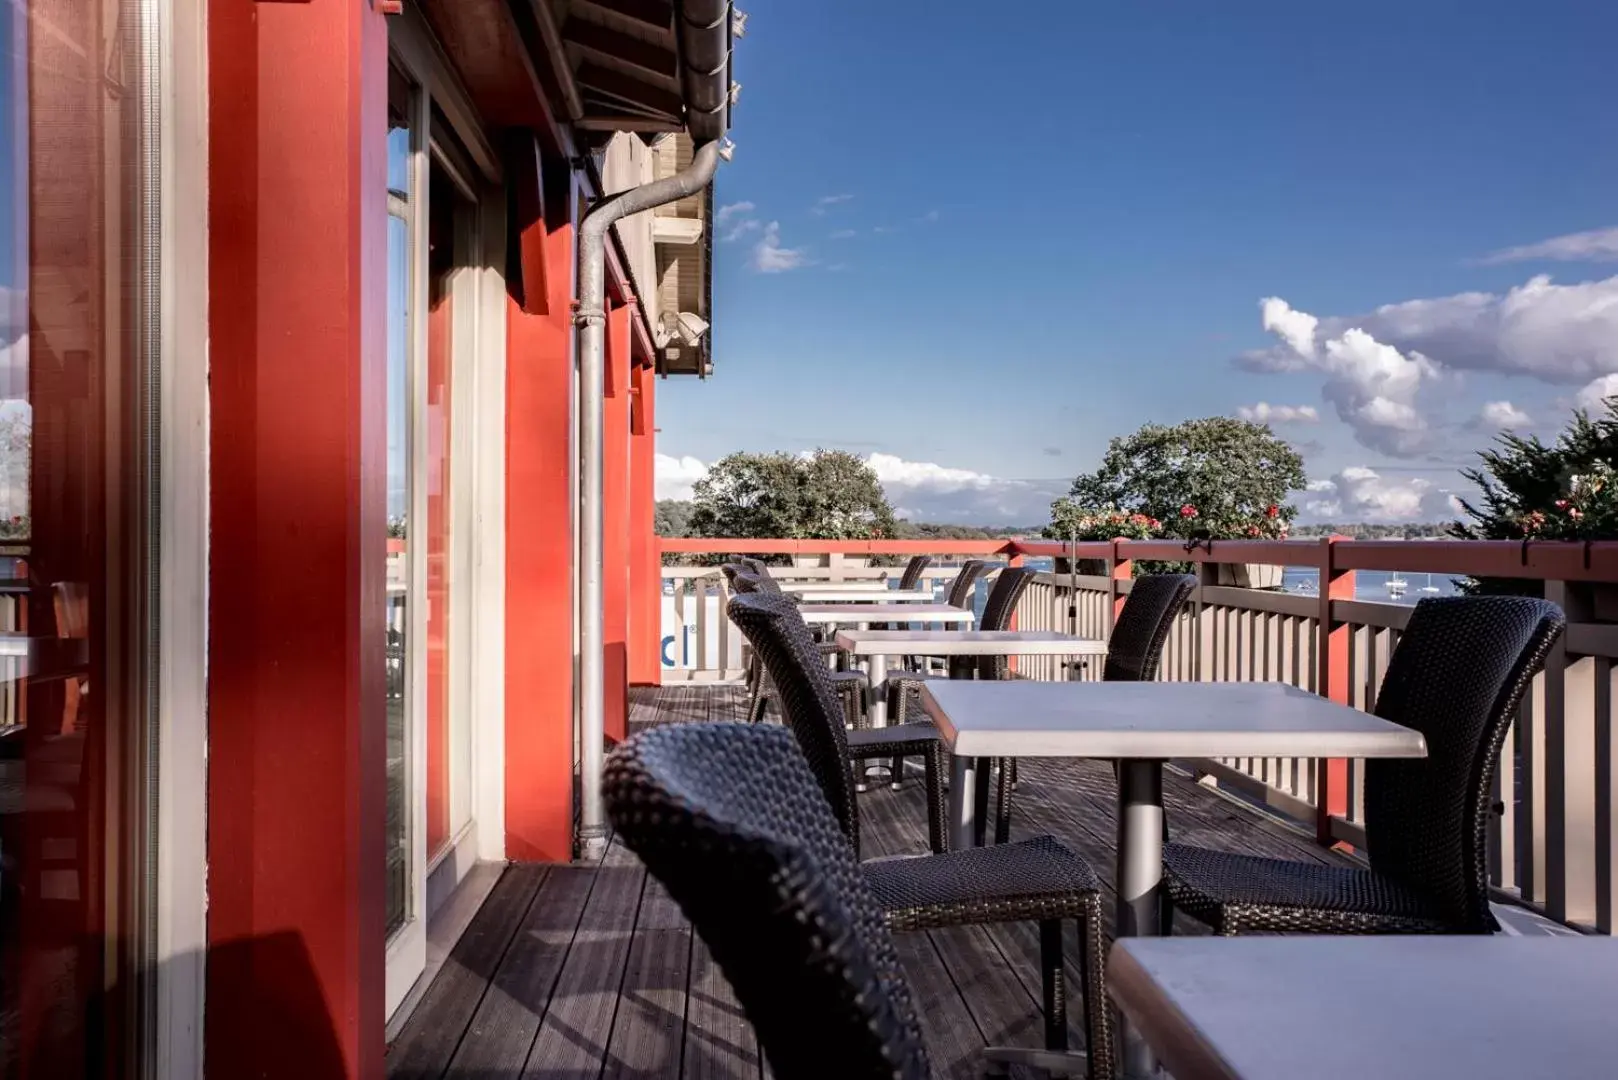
[1109,539,1133,626]
[1316,535,1355,846]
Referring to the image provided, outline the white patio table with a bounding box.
[1108,936,1618,1080]
[920,679,1427,1078]
[833,629,1105,730]
[779,586,935,602]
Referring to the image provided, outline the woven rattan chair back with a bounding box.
[1102,574,1196,682]
[1363,595,1563,932]
[606,722,930,1080]
[738,556,771,577]
[897,554,932,591]
[727,592,862,851]
[974,566,1037,680]
[944,560,989,609]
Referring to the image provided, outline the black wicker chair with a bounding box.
[730,568,866,725]
[987,574,1197,845]
[869,554,935,632]
[890,565,1039,723]
[605,722,933,1079]
[724,593,1116,1075]
[1162,594,1564,936]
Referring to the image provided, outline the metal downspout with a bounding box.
[575,138,724,859]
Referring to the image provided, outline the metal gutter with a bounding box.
[574,138,725,859]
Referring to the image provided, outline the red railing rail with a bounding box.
[659,535,1618,583]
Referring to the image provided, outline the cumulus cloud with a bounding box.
[1576,373,1618,413]
[656,450,1060,525]
[715,201,754,225]
[1253,298,1440,457]
[810,194,854,215]
[752,222,807,273]
[1479,226,1618,265]
[1236,402,1319,424]
[721,218,761,243]
[654,454,709,501]
[1479,400,1530,428]
[1249,275,1618,388]
[1301,466,1462,523]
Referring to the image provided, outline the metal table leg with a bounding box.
[1115,758,1166,1078]
[948,754,979,851]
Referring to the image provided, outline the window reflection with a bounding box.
[385,65,412,939]
[1,1,156,1073]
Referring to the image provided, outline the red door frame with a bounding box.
[206,2,390,1077]
[602,301,632,741]
[628,360,660,685]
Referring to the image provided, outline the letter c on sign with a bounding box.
[661,634,676,668]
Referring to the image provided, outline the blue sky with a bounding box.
[655,0,1618,524]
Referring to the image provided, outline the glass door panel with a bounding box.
[1,1,158,1073]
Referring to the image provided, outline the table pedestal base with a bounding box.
[1115,759,1165,1079]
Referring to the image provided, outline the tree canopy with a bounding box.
[1061,417,1306,540]
[686,449,897,540]
[1451,397,1618,593]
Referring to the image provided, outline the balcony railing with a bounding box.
[658,535,1618,933]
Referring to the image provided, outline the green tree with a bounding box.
[1452,398,1618,594]
[687,449,896,540]
[1065,417,1306,540]
[654,499,693,537]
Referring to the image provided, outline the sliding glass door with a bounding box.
[384,50,486,1018]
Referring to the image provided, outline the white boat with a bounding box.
[1419,573,1441,595]
[1386,575,1408,597]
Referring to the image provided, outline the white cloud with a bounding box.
[918,209,941,224]
[1301,466,1461,523]
[1576,373,1618,413]
[1480,226,1618,265]
[1479,400,1530,428]
[1236,402,1319,424]
[654,454,709,501]
[1255,298,1440,457]
[829,228,857,240]
[752,222,807,273]
[1260,297,1318,361]
[811,194,854,215]
[716,201,761,242]
[657,450,1059,525]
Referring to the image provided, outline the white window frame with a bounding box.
[385,3,507,1023]
[153,0,210,1075]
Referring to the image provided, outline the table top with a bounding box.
[781,588,936,603]
[1108,936,1618,1080]
[795,603,975,625]
[782,581,909,593]
[920,679,1427,759]
[834,629,1107,657]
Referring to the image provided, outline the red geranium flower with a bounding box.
[1265,504,1280,518]
[1179,504,1198,518]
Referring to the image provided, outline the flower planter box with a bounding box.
[1216,562,1284,590]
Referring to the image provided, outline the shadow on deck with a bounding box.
[387,684,1357,1079]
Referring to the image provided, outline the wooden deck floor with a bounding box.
[387,684,1358,1079]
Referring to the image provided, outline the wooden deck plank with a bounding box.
[681,939,761,1080]
[521,840,647,1077]
[387,865,546,1079]
[441,865,597,1078]
[602,878,692,1080]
